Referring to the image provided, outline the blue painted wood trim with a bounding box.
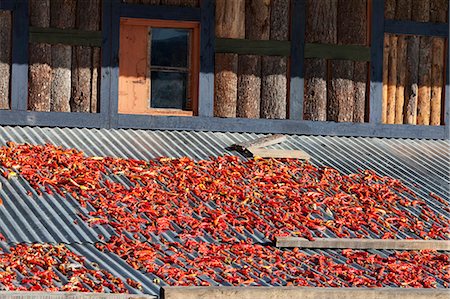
[119,3,201,21]
[289,0,305,120]
[108,0,121,128]
[385,19,449,37]
[99,0,113,128]
[445,8,449,139]
[369,0,384,124]
[0,0,14,10]
[114,114,447,140]
[0,111,107,128]
[10,0,28,111]
[198,0,214,117]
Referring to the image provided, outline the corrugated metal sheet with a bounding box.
[1,126,447,244]
[0,126,448,297]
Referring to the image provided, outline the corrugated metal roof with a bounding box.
[0,126,448,297]
[1,126,447,244]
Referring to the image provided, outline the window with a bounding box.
[118,18,199,116]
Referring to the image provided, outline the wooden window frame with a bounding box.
[118,18,200,116]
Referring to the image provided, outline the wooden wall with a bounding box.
[304,0,369,123]
[383,0,448,126]
[0,11,11,110]
[214,0,290,119]
[2,0,448,127]
[28,0,101,113]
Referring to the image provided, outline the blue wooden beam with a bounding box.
[289,0,306,120]
[10,0,28,111]
[120,3,201,21]
[385,19,449,37]
[369,0,384,124]
[113,114,447,140]
[0,109,445,139]
[108,0,121,128]
[0,0,14,10]
[445,9,450,139]
[99,0,113,128]
[198,0,214,117]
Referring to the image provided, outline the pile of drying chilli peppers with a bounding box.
[0,243,133,292]
[0,142,448,289]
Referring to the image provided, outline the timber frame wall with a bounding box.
[0,0,448,139]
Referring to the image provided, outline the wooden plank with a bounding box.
[237,0,270,119]
[369,0,384,124]
[119,3,201,21]
[71,0,101,113]
[386,34,398,124]
[0,11,11,110]
[50,0,76,113]
[385,0,397,124]
[198,0,214,117]
[28,0,51,112]
[237,55,261,118]
[416,0,431,125]
[29,27,102,47]
[305,43,371,61]
[328,59,354,122]
[276,237,450,250]
[232,134,287,150]
[429,0,447,126]
[334,0,368,123]
[162,286,449,299]
[213,0,244,117]
[384,19,448,37]
[303,0,337,122]
[248,148,310,160]
[328,0,359,123]
[288,0,305,121]
[395,35,408,124]
[260,0,289,119]
[216,40,371,61]
[216,38,290,56]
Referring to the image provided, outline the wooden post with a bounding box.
[28,0,52,112]
[0,12,11,110]
[404,0,425,125]
[429,0,447,126]
[214,0,245,117]
[416,0,431,125]
[384,0,396,124]
[336,0,367,123]
[386,34,398,124]
[329,0,366,123]
[404,36,420,124]
[260,0,289,119]
[394,0,411,124]
[50,0,76,112]
[71,0,101,113]
[303,0,337,121]
[381,37,389,123]
[237,0,270,119]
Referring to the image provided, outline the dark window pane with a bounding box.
[151,28,190,68]
[150,71,188,109]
